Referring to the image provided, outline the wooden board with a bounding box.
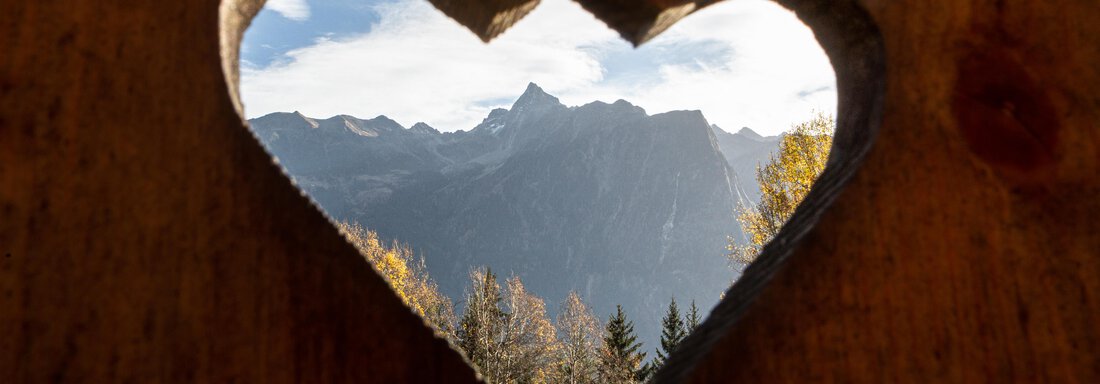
[2,0,1097,382]
[0,0,478,382]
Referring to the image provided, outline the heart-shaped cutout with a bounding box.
[240,0,836,380]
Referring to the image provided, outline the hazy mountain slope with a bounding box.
[711,125,781,203]
[248,83,778,349]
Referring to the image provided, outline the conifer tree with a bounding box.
[458,268,504,373]
[636,361,656,383]
[599,305,646,384]
[686,300,701,331]
[654,298,686,368]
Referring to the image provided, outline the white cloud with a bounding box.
[552,0,836,134]
[243,0,615,130]
[241,0,836,135]
[266,0,311,21]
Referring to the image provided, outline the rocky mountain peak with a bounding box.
[512,82,561,109]
[366,115,404,133]
[486,108,509,119]
[473,108,510,134]
[606,99,648,116]
[409,122,440,134]
[736,127,765,141]
[250,111,318,131]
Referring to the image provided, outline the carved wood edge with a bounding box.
[651,0,886,381]
[218,0,884,381]
[218,0,486,381]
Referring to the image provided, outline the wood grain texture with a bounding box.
[572,0,721,46]
[428,0,721,46]
[0,0,478,382]
[2,0,1097,382]
[427,0,541,42]
[658,0,1100,382]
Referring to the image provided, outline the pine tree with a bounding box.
[654,298,686,368]
[686,300,701,331]
[636,361,656,383]
[599,305,646,384]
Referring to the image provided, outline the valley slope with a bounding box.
[249,83,779,348]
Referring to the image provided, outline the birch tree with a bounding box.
[554,292,601,384]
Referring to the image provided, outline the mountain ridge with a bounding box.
[248,84,779,349]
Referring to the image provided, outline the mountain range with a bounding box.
[248,83,780,349]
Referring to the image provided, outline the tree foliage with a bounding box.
[496,275,559,383]
[728,111,834,266]
[554,292,602,384]
[654,298,686,368]
[338,221,698,383]
[337,221,456,336]
[599,305,647,384]
[457,268,560,383]
[641,298,691,379]
[459,268,506,375]
[686,300,701,331]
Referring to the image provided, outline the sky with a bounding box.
[241,0,836,136]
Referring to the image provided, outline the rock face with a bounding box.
[249,83,778,346]
[712,126,781,203]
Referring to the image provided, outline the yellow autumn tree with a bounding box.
[728,111,834,266]
[337,221,457,337]
[553,291,601,384]
[496,276,560,383]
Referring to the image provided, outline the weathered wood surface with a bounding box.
[0,0,478,382]
[426,0,542,42]
[658,0,1100,382]
[2,0,1098,382]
